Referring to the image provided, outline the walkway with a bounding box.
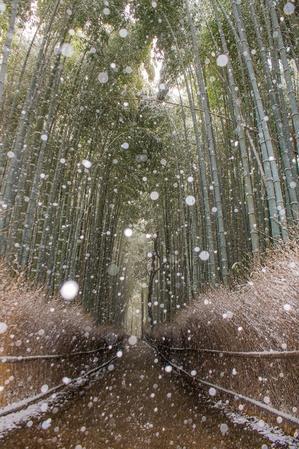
[1,342,284,448]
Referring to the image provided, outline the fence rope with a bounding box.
[150,341,299,359]
[0,344,117,363]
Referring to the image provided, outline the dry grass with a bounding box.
[0,263,124,406]
[0,262,123,354]
[150,241,299,422]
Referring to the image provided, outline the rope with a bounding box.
[0,344,117,363]
[150,341,299,359]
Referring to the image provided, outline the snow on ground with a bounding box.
[214,400,299,449]
[0,389,67,438]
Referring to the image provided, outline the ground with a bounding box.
[1,342,276,449]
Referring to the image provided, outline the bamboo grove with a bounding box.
[0,0,298,327]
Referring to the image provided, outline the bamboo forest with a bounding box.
[0,0,298,448]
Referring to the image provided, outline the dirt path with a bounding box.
[1,342,288,449]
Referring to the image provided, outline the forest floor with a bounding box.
[1,341,296,449]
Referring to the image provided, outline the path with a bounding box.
[1,342,289,448]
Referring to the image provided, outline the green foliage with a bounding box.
[1,0,298,327]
